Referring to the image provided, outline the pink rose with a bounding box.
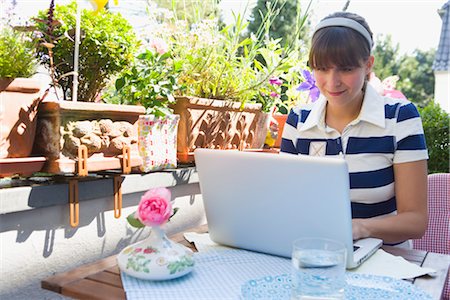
[136,187,172,226]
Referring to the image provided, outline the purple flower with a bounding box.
[269,77,283,86]
[296,69,320,102]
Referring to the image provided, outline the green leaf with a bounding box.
[115,77,126,90]
[169,207,179,220]
[159,52,171,61]
[126,212,145,228]
[137,50,152,60]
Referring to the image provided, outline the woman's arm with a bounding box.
[352,159,428,243]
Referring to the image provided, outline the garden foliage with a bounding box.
[114,48,183,117]
[418,101,449,174]
[116,1,312,113]
[32,1,138,102]
[372,35,435,107]
[0,27,37,78]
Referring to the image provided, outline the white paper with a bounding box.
[349,249,436,279]
[183,232,231,252]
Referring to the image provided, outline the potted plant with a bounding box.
[250,38,309,150]
[137,4,307,162]
[268,67,320,149]
[107,41,182,172]
[28,0,146,174]
[0,25,46,177]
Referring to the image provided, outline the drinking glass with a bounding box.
[291,238,347,299]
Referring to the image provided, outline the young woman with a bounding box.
[281,12,428,248]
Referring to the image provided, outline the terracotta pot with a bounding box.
[0,78,43,158]
[243,148,280,154]
[170,96,268,163]
[273,114,288,148]
[0,157,46,177]
[32,100,146,174]
[0,78,46,177]
[253,111,271,149]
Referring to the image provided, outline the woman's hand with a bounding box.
[352,219,370,240]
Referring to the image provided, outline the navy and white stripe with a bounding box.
[281,84,428,220]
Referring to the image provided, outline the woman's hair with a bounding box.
[308,12,373,69]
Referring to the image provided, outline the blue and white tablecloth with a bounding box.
[120,247,433,300]
[121,248,290,299]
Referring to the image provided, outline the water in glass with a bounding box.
[291,239,346,300]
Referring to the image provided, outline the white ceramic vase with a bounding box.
[117,226,195,280]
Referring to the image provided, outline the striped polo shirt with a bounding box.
[280,84,428,220]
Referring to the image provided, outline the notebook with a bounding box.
[194,149,382,269]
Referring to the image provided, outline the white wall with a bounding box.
[434,70,450,113]
[0,183,206,299]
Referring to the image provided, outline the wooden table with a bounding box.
[42,224,450,300]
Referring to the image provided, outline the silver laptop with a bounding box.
[194,149,382,269]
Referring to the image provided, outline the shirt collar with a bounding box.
[299,95,327,132]
[299,84,385,132]
[357,84,386,128]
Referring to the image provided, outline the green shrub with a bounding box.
[111,48,184,117]
[32,1,138,102]
[418,101,449,174]
[0,26,37,78]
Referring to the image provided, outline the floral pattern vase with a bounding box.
[117,227,194,280]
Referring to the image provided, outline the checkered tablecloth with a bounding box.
[120,248,291,299]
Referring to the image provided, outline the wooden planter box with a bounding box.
[0,78,46,177]
[170,96,270,163]
[32,101,146,174]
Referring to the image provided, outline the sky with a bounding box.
[1,0,446,55]
[220,0,447,55]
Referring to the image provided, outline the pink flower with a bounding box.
[144,247,157,254]
[270,91,280,98]
[149,38,169,55]
[269,77,283,86]
[136,187,173,226]
[384,89,407,100]
[369,73,407,100]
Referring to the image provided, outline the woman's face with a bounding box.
[313,56,374,107]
